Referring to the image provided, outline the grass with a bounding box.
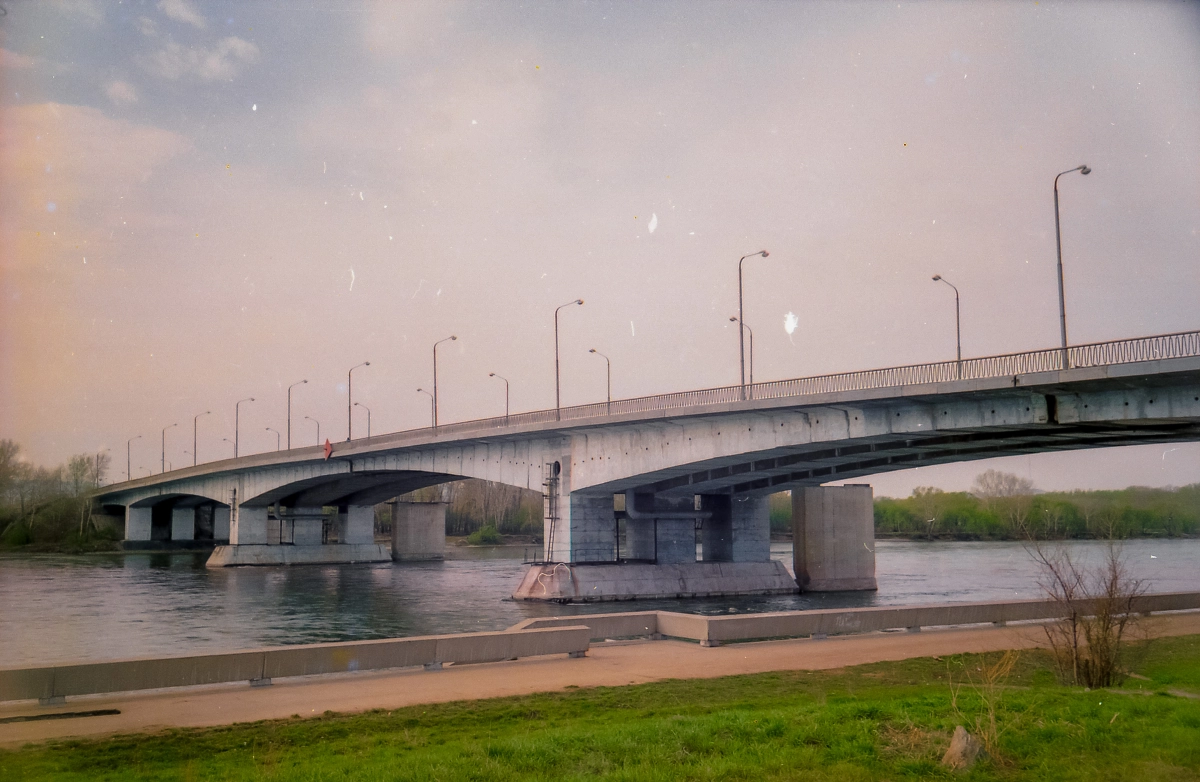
[3,635,1199,780]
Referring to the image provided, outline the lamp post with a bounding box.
[287,379,307,450]
[354,402,371,439]
[737,250,769,399]
[266,427,281,451]
[126,434,141,482]
[488,372,510,423]
[432,336,456,428]
[192,411,210,466]
[235,397,254,457]
[161,423,177,474]
[728,317,754,394]
[304,416,320,446]
[417,388,435,430]
[347,362,370,440]
[222,437,234,456]
[931,274,962,378]
[1053,164,1091,369]
[588,348,611,414]
[555,299,584,420]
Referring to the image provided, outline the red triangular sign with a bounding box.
[323,439,333,460]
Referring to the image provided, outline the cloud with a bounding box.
[104,81,139,105]
[51,0,104,26]
[141,37,260,82]
[157,0,207,29]
[1,49,40,69]
[135,16,159,37]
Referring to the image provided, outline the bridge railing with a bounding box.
[416,329,1200,442]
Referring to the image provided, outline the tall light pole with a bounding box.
[417,388,435,430]
[354,402,371,439]
[287,379,307,450]
[555,299,584,420]
[347,362,370,440]
[488,372,510,423]
[432,336,456,428]
[1053,164,1091,369]
[737,250,769,399]
[588,348,611,414]
[235,397,254,457]
[304,416,320,445]
[729,317,754,392]
[161,423,178,474]
[266,427,281,451]
[931,274,962,378]
[126,434,141,482]
[193,411,210,466]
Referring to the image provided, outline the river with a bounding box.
[2,539,1198,667]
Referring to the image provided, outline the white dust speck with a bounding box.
[630,321,636,337]
[784,312,799,339]
[323,162,326,174]
[648,213,658,233]
[82,257,86,264]
[359,192,363,200]
[252,104,257,111]
[389,236,393,240]
[1150,555,1157,559]
[348,268,355,291]
[411,279,426,299]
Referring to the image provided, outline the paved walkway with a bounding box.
[3,612,1198,748]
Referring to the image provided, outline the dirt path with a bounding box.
[3,612,1198,748]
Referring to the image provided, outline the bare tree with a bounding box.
[911,486,946,539]
[1027,539,1147,688]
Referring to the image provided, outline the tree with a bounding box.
[911,486,947,539]
[971,470,1035,508]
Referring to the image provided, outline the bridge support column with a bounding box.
[654,518,696,564]
[626,518,656,561]
[792,485,877,592]
[343,506,375,545]
[214,507,231,541]
[124,507,151,542]
[289,509,325,546]
[391,501,446,561]
[700,495,732,561]
[230,506,268,545]
[731,495,770,562]
[170,507,194,541]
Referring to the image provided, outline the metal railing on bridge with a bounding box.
[420,329,1200,440]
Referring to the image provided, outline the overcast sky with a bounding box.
[2,0,1198,495]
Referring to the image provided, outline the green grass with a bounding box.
[4,636,1200,781]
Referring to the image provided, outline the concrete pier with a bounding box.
[792,485,877,592]
[391,501,446,561]
[207,503,389,568]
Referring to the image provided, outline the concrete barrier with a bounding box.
[0,626,590,704]
[511,591,1200,646]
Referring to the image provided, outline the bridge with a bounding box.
[95,330,1200,601]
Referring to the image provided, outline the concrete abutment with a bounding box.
[792,485,878,592]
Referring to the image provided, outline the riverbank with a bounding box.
[3,619,1198,779]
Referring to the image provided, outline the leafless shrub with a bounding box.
[1026,539,1147,688]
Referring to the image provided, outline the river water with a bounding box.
[2,539,1198,667]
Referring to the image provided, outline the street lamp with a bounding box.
[1053,164,1091,369]
[304,416,320,446]
[737,250,769,399]
[588,349,611,414]
[126,434,141,482]
[417,388,435,430]
[555,299,584,420]
[347,362,370,440]
[488,372,510,423]
[354,402,371,439]
[729,317,754,394]
[193,411,211,466]
[931,275,962,378]
[222,437,235,456]
[432,336,456,428]
[266,427,281,451]
[235,398,255,457]
[161,423,178,474]
[287,379,308,450]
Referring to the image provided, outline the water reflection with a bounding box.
[1,539,1197,666]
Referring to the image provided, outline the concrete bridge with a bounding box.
[95,330,1200,601]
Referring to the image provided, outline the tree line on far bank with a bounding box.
[0,439,117,550]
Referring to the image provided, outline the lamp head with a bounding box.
[932,274,942,281]
[760,250,769,258]
[729,316,738,322]
[249,397,255,402]
[576,299,584,305]
[1080,165,1091,175]
[489,372,496,377]
[450,335,457,341]
[589,348,597,353]
[364,361,371,366]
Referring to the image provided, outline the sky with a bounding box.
[1,0,1198,496]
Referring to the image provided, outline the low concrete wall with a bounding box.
[0,626,590,703]
[512,592,1200,646]
[512,561,798,602]
[205,543,391,568]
